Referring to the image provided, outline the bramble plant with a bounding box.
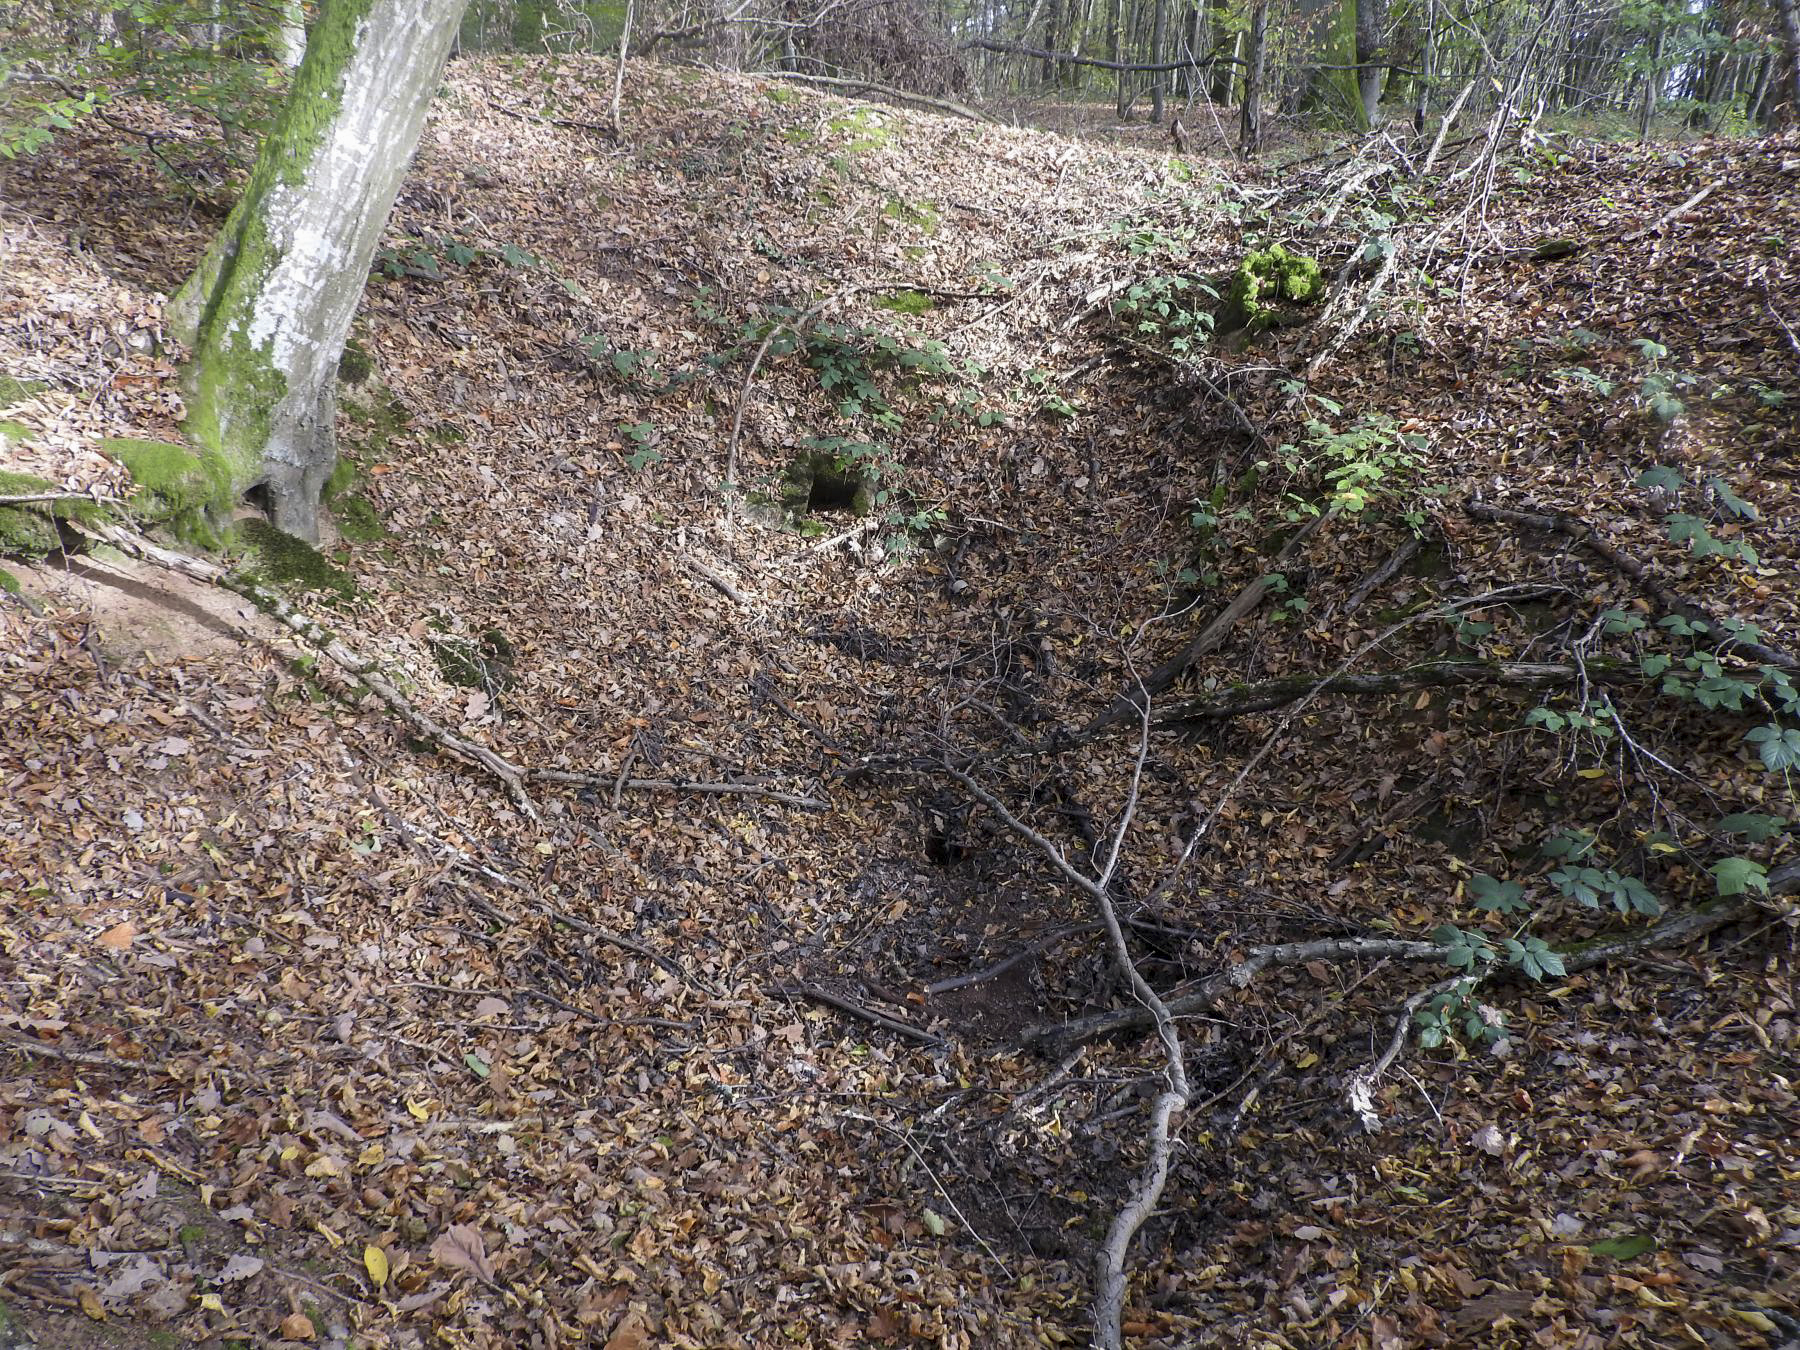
[1271,410,1434,528]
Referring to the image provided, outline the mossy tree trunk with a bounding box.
[167,0,466,543]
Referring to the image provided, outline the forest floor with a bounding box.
[1,58,1798,1349]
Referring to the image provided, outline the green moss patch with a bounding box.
[337,339,375,386]
[784,446,877,518]
[0,506,56,558]
[874,288,935,317]
[1221,244,1325,333]
[235,519,357,600]
[106,437,234,549]
[0,468,114,558]
[0,421,30,449]
[0,376,49,408]
[322,455,390,542]
[0,568,19,595]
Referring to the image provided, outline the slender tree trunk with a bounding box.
[278,0,307,67]
[1413,0,1433,133]
[1356,0,1387,123]
[167,0,467,542]
[1240,0,1266,152]
[1150,0,1168,119]
[1638,21,1664,141]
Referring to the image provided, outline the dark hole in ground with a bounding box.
[807,466,863,513]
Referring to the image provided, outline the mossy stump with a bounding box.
[1221,244,1325,334]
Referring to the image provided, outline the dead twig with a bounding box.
[530,768,827,811]
[774,982,945,1046]
[87,522,542,819]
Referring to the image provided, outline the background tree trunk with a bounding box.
[1149,0,1168,120]
[1240,0,1266,151]
[1778,0,1800,127]
[1638,20,1664,140]
[167,0,467,542]
[1356,0,1386,123]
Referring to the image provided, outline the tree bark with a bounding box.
[1638,21,1663,141]
[167,0,467,542]
[1777,0,1800,127]
[1149,0,1169,119]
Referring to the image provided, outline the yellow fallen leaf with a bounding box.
[406,1098,432,1121]
[79,1288,105,1320]
[358,1142,385,1168]
[304,1155,342,1178]
[364,1243,390,1289]
[199,1292,225,1313]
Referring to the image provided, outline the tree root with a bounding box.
[89,522,542,819]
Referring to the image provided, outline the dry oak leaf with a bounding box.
[431,1223,495,1282]
[604,1309,652,1350]
[279,1311,316,1341]
[98,921,136,951]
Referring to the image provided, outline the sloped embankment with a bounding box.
[2,58,1798,1347]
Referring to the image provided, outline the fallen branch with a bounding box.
[682,555,754,609]
[963,36,1240,72]
[946,683,1186,1350]
[1156,658,1642,728]
[1348,890,1772,1130]
[753,72,992,123]
[775,982,945,1046]
[530,768,827,811]
[0,491,133,508]
[1327,532,1423,619]
[1079,514,1329,738]
[1028,898,1767,1052]
[1468,498,1797,670]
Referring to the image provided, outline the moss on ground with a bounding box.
[0,421,29,449]
[0,568,19,595]
[337,339,376,385]
[0,376,48,407]
[236,519,357,600]
[106,437,234,549]
[322,454,390,542]
[1221,244,1324,333]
